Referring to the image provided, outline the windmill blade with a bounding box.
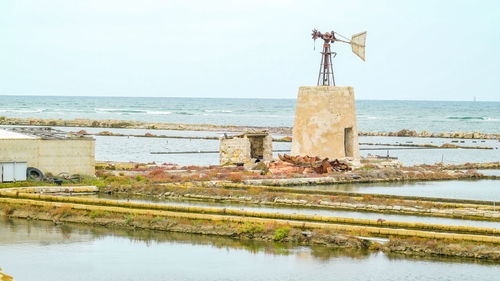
[350,31,367,61]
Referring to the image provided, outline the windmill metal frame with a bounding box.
[317,42,337,86]
[312,29,367,86]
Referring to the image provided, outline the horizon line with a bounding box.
[0,94,499,103]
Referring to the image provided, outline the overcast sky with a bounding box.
[1,0,499,101]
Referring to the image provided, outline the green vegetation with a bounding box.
[239,222,265,236]
[273,227,290,241]
[124,214,135,224]
[0,181,51,189]
[88,210,110,218]
[150,216,165,224]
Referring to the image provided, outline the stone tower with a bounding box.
[291,86,360,160]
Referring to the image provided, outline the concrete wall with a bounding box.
[291,86,360,160]
[0,139,95,176]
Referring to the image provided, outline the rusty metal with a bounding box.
[312,29,337,86]
[312,29,367,86]
[277,154,351,173]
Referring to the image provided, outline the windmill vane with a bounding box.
[312,29,367,86]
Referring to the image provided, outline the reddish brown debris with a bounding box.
[270,154,351,174]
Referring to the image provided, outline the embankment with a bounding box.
[1,185,500,261]
[1,116,499,139]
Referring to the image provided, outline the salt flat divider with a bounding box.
[218,183,500,208]
[1,197,499,244]
[1,192,499,236]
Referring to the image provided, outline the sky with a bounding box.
[0,0,499,101]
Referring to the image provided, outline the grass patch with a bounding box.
[88,210,111,219]
[124,214,135,224]
[0,181,50,189]
[273,227,290,241]
[238,222,265,235]
[50,205,73,219]
[150,216,165,224]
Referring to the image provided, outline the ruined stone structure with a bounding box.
[291,86,360,160]
[219,133,273,165]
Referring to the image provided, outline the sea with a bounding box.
[0,95,499,133]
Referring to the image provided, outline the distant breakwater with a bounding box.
[1,116,498,139]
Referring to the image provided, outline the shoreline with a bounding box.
[1,116,499,139]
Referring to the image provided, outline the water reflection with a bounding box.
[0,217,369,260]
[1,218,498,281]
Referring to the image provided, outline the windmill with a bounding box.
[312,29,367,86]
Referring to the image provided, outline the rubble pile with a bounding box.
[268,154,351,174]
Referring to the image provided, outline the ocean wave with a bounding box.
[447,116,486,120]
[40,108,94,114]
[96,108,146,114]
[204,109,233,113]
[146,111,172,115]
[359,116,405,120]
[0,109,44,113]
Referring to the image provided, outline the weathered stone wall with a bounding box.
[0,139,95,176]
[262,135,273,161]
[220,134,273,165]
[219,137,251,165]
[291,86,360,160]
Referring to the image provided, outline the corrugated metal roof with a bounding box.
[0,127,93,140]
[0,129,39,139]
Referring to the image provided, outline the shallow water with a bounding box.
[70,130,500,166]
[89,131,499,166]
[2,125,497,166]
[476,169,500,177]
[90,134,293,166]
[92,194,500,229]
[293,179,500,202]
[95,134,499,166]
[0,218,498,281]
[358,136,500,166]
